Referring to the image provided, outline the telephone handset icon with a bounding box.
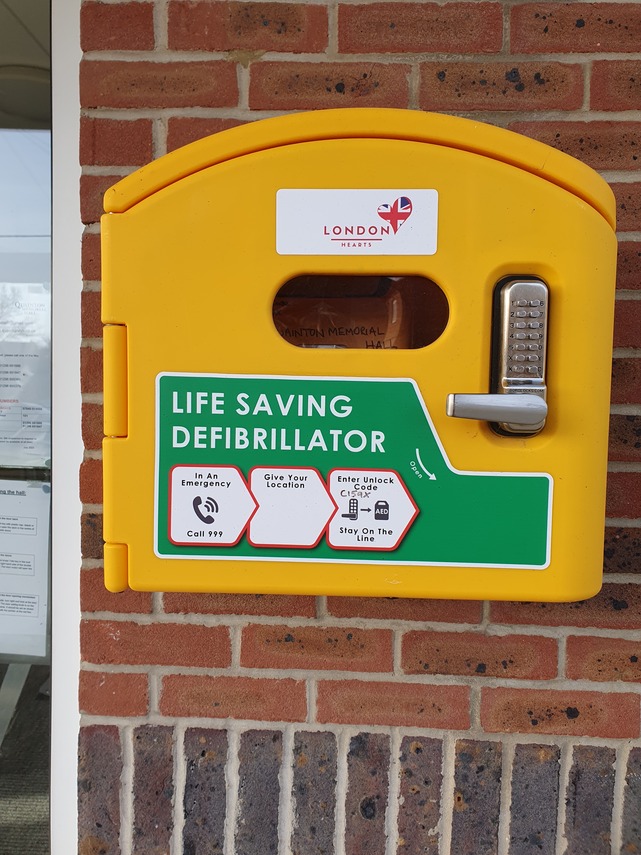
[193,496,219,525]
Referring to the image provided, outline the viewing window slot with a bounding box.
[273,275,448,350]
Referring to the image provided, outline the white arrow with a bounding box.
[415,448,437,480]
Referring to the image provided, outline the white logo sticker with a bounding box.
[276,189,438,255]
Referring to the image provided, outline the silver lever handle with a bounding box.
[446,393,547,426]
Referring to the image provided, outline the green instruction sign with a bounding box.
[155,374,552,568]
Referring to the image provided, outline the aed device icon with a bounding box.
[374,502,389,521]
[102,109,617,601]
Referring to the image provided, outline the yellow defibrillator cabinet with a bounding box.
[102,108,617,601]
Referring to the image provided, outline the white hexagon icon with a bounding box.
[327,468,418,551]
[248,467,337,548]
[168,465,256,546]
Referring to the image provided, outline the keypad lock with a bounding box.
[447,278,549,435]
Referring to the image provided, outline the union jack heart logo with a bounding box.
[377,196,413,234]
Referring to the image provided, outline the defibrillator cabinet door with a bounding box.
[102,109,617,601]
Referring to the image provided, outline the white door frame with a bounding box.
[51,0,82,851]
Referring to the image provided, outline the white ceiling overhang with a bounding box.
[0,0,50,128]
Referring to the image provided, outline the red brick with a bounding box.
[81,290,102,338]
[241,625,393,672]
[183,730,228,853]
[607,471,641,519]
[80,458,103,505]
[81,619,231,667]
[401,631,558,679]
[481,687,640,737]
[615,301,641,348]
[617,242,641,290]
[236,731,281,853]
[248,61,411,110]
[82,231,101,281]
[398,737,442,854]
[316,679,470,728]
[345,732,389,854]
[160,674,307,720]
[291,732,337,855]
[81,567,153,614]
[163,591,316,617]
[338,3,502,54]
[169,2,328,52]
[167,117,246,152]
[82,402,103,451]
[81,1,155,51]
[78,727,121,854]
[611,358,641,405]
[511,4,641,54]
[566,635,641,682]
[622,748,641,853]
[132,727,174,852]
[80,59,239,109]
[79,670,148,716]
[419,61,583,111]
[81,173,121,225]
[508,121,641,172]
[565,745,616,853]
[451,740,502,853]
[592,61,641,111]
[604,527,641,575]
[609,414,641,462]
[80,118,153,167]
[510,744,560,853]
[490,584,641,629]
[613,183,641,232]
[81,513,103,560]
[327,596,483,624]
[81,345,102,394]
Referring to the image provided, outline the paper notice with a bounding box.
[0,282,50,467]
[0,480,50,658]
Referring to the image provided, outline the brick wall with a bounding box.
[79,1,641,852]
